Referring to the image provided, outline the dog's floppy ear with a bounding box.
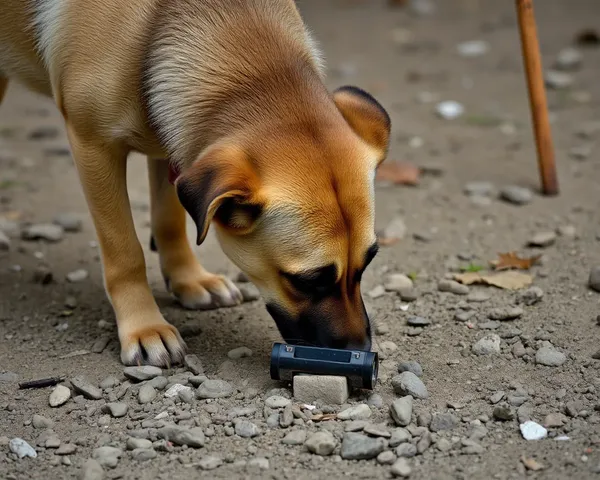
[176,144,261,245]
[333,86,391,162]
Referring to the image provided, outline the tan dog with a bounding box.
[0,0,390,366]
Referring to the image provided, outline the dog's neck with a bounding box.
[143,0,331,169]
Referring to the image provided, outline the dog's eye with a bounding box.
[282,264,337,296]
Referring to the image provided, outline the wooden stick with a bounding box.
[515,0,559,195]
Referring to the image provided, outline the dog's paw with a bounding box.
[119,320,186,367]
[167,268,243,310]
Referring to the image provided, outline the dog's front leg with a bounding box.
[66,127,186,366]
[147,158,242,310]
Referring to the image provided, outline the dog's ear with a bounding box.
[176,145,262,245]
[333,86,391,162]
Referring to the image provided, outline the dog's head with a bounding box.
[176,86,390,350]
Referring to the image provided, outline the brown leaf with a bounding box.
[454,271,533,290]
[521,456,545,471]
[311,413,338,422]
[490,252,541,271]
[376,162,421,186]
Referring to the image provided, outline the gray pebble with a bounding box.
[493,404,514,421]
[389,428,411,447]
[126,438,152,450]
[464,181,494,197]
[32,414,53,429]
[157,425,205,447]
[367,393,384,408]
[92,446,123,468]
[247,457,270,470]
[188,375,207,388]
[198,455,223,470]
[499,185,533,205]
[384,274,414,292]
[49,385,71,407]
[391,457,412,477]
[430,412,459,432]
[417,431,432,453]
[183,354,204,375]
[377,450,397,465]
[265,395,291,409]
[555,47,582,71]
[340,432,385,460]
[337,404,372,420]
[368,285,386,298]
[528,231,556,247]
[345,420,369,432]
[266,413,280,428]
[417,412,432,427]
[91,335,111,354]
[56,443,77,455]
[102,402,128,418]
[149,376,169,390]
[407,316,430,327]
[282,430,306,445]
[80,459,104,480]
[455,310,475,322]
[395,442,417,458]
[489,391,505,404]
[178,388,194,403]
[467,291,491,303]
[518,287,544,305]
[488,306,523,321]
[239,284,260,302]
[138,384,157,404]
[381,217,406,241]
[9,438,37,458]
[462,438,485,455]
[536,345,567,366]
[71,376,102,400]
[123,366,162,382]
[436,438,452,453]
[589,267,600,292]
[66,269,89,283]
[472,334,501,355]
[22,223,64,242]
[53,213,83,232]
[392,372,428,399]
[131,448,157,462]
[305,431,336,455]
[398,361,423,377]
[196,379,234,399]
[438,279,469,295]
[364,423,391,438]
[545,70,573,89]
[235,420,260,438]
[280,404,294,427]
[390,396,413,427]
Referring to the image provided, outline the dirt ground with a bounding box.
[1,0,600,479]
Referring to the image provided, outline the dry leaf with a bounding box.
[490,252,541,271]
[454,271,533,290]
[311,413,338,422]
[376,162,421,186]
[521,456,545,471]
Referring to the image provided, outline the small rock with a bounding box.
[493,405,514,421]
[227,346,253,359]
[467,291,491,303]
[544,413,568,428]
[91,336,111,354]
[282,430,306,445]
[570,144,592,160]
[138,384,157,404]
[247,457,270,470]
[66,269,89,283]
[457,40,489,57]
[235,420,260,438]
[340,432,385,460]
[71,376,102,400]
[131,448,157,462]
[488,306,523,321]
[364,423,391,438]
[462,438,484,455]
[265,395,291,409]
[407,316,430,327]
[392,372,428,399]
[438,279,469,295]
[436,438,452,452]
[390,396,413,427]
[157,425,205,447]
[338,404,372,420]
[520,421,548,440]
[53,213,83,232]
[9,438,37,458]
[280,404,294,427]
[429,412,459,432]
[391,457,412,477]
[164,383,192,398]
[589,267,600,292]
[56,443,77,455]
[464,181,494,197]
[397,361,423,377]
[183,354,204,375]
[417,431,432,453]
[49,385,71,407]
[102,402,128,418]
[305,431,336,456]
[33,266,53,284]
[92,446,122,469]
[384,274,413,292]
[545,70,574,89]
[536,345,567,366]
[368,285,386,298]
[22,223,64,242]
[528,231,556,247]
[518,287,544,306]
[126,438,152,450]
[123,366,162,382]
[32,414,53,429]
[489,391,505,404]
[389,428,411,447]
[345,420,368,432]
[499,185,533,205]
[293,375,349,405]
[472,334,501,355]
[377,450,397,465]
[381,217,407,241]
[555,47,583,71]
[196,379,234,399]
[80,459,104,480]
[577,120,600,139]
[198,455,223,470]
[436,101,464,120]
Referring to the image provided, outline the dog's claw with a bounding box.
[168,271,243,311]
[120,322,186,367]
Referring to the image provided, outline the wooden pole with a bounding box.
[515,0,559,195]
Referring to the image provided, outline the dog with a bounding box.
[0,0,390,366]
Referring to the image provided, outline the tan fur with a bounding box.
[0,0,390,364]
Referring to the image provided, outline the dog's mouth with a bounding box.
[265,303,372,351]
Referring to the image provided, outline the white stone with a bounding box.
[293,375,349,405]
[520,421,548,441]
[164,383,192,398]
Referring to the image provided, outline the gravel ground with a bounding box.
[1,1,600,479]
